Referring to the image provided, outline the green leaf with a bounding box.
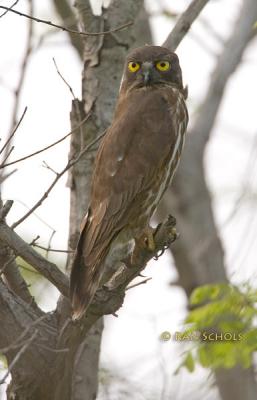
[184,351,195,373]
[198,346,211,368]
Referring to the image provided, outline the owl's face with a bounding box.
[120,45,184,93]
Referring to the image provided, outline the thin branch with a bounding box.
[0,114,89,169]
[163,0,210,51]
[126,277,152,290]
[0,169,17,184]
[42,160,58,176]
[0,0,19,18]
[13,199,56,232]
[0,107,27,156]
[0,329,38,385]
[1,145,14,165]
[0,6,133,37]
[1,0,33,171]
[53,57,76,99]
[45,230,56,259]
[0,221,69,296]
[11,122,106,229]
[32,243,73,254]
[29,235,40,246]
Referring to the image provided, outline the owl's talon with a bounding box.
[152,217,178,260]
[153,244,169,260]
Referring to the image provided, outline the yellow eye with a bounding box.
[128,61,140,72]
[156,61,170,71]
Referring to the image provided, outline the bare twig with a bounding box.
[0,107,27,156]
[29,235,40,246]
[0,114,89,169]
[1,145,14,165]
[0,330,38,385]
[0,169,17,184]
[2,0,33,170]
[0,6,133,37]
[53,58,85,152]
[0,0,19,18]
[42,160,58,176]
[11,123,106,229]
[53,57,76,99]
[163,0,210,51]
[126,277,152,290]
[45,230,56,259]
[32,243,73,254]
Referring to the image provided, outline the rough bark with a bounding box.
[0,280,56,400]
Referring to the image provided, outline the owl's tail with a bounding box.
[70,219,110,320]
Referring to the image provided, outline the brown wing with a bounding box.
[70,87,188,319]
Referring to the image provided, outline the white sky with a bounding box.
[0,0,257,398]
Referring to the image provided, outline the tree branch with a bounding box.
[60,216,177,341]
[0,5,133,37]
[52,216,177,399]
[0,221,69,297]
[0,107,27,157]
[0,0,19,18]
[163,0,210,51]
[0,114,89,169]
[11,116,107,229]
[0,0,33,178]
[0,199,35,306]
[0,281,58,398]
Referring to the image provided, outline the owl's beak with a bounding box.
[141,62,153,85]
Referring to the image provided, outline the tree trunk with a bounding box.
[59,2,152,399]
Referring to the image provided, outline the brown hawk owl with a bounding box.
[70,45,188,319]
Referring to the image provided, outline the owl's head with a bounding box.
[120,45,185,95]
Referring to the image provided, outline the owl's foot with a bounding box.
[136,226,156,252]
[153,215,178,260]
[128,215,178,267]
